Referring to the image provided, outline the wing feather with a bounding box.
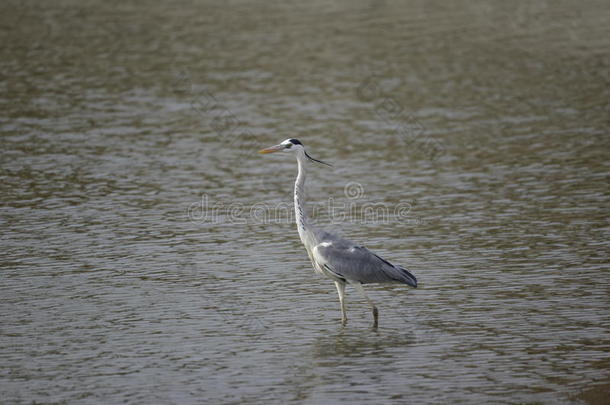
[312,239,417,287]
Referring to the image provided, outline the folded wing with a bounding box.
[312,239,417,287]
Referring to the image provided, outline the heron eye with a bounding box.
[285,144,292,149]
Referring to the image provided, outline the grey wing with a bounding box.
[312,239,417,287]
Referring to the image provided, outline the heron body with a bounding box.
[260,138,417,327]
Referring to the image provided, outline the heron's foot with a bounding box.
[341,316,348,326]
[372,306,379,328]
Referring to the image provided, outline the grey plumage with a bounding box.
[312,237,418,287]
[259,138,417,327]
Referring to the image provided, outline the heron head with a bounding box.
[259,139,332,166]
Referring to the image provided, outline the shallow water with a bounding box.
[1,1,609,404]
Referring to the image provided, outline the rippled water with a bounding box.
[1,1,609,404]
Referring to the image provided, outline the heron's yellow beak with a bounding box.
[258,144,284,154]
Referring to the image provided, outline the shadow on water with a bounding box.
[284,325,418,402]
[310,325,418,359]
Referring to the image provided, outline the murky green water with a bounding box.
[1,1,609,404]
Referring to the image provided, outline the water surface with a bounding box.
[1,1,609,404]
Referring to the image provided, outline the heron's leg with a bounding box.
[334,281,347,325]
[351,282,379,328]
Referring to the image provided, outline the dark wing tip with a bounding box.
[399,267,417,288]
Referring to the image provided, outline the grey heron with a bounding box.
[259,138,417,327]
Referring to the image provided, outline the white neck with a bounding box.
[294,152,315,247]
